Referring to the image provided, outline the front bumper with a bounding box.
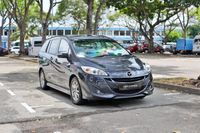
[79,73,154,100]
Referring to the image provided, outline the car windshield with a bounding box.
[73,39,130,58]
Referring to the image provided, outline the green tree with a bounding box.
[56,0,87,34]
[107,0,197,53]
[167,30,182,42]
[3,0,34,55]
[188,25,200,38]
[57,0,107,35]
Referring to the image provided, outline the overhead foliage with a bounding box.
[107,0,200,53]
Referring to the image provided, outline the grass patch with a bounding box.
[155,77,200,88]
[155,77,188,85]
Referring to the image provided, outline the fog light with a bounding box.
[97,90,101,94]
[96,89,104,95]
[89,76,94,82]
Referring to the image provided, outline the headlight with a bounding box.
[81,66,108,76]
[143,63,151,72]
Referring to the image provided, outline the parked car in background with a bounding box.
[39,35,154,105]
[10,46,20,54]
[193,35,200,55]
[0,47,8,56]
[11,40,31,55]
[138,42,164,53]
[127,42,138,53]
[162,42,176,53]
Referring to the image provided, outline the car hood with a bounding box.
[80,55,148,78]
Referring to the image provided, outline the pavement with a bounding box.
[0,56,199,132]
[136,54,200,79]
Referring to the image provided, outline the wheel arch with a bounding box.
[69,74,77,86]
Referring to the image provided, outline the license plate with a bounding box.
[120,84,141,90]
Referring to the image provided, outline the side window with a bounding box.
[40,40,49,53]
[48,39,60,55]
[58,39,70,54]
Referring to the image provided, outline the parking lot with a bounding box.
[0,56,200,133]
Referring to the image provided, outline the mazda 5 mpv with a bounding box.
[38,35,154,105]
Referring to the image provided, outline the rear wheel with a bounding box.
[70,77,83,105]
[39,70,48,90]
[144,49,148,53]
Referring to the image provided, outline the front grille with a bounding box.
[107,76,145,82]
[104,75,150,94]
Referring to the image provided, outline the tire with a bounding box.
[39,70,48,90]
[160,49,164,54]
[70,77,83,105]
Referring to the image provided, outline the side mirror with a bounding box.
[58,53,68,58]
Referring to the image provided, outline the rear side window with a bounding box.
[48,39,60,55]
[40,40,49,53]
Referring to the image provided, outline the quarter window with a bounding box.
[40,40,49,53]
[58,39,69,54]
[48,39,60,55]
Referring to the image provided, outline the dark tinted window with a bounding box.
[126,31,131,36]
[34,41,42,47]
[40,40,49,53]
[58,30,63,35]
[53,30,56,35]
[65,30,71,35]
[58,39,69,54]
[114,31,119,36]
[48,39,60,55]
[120,31,125,36]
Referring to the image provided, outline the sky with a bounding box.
[43,0,60,12]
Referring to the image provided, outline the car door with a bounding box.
[54,39,71,89]
[46,38,61,85]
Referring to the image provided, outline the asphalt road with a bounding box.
[137,54,200,78]
[0,56,199,133]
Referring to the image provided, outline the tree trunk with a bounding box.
[19,25,25,55]
[0,28,2,48]
[148,28,154,53]
[93,0,105,35]
[0,18,4,47]
[7,16,12,50]
[42,23,48,44]
[86,0,94,35]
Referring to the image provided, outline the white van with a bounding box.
[28,37,43,56]
[193,35,200,54]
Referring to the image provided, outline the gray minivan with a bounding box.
[38,35,154,105]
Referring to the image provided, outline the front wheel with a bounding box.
[70,77,83,105]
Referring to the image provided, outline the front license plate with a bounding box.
[120,84,141,90]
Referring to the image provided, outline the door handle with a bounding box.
[55,58,61,64]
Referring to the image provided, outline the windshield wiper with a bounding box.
[95,55,111,57]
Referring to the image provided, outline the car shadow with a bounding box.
[37,86,147,108]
